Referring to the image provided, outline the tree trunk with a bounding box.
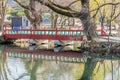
[73,18,75,27]
[53,14,58,28]
[58,15,63,24]
[51,12,58,28]
[61,18,67,28]
[0,1,6,30]
[80,0,97,40]
[51,11,54,28]
[30,0,42,29]
[32,10,42,29]
[81,18,97,40]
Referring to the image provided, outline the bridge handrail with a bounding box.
[2,27,107,40]
[3,28,106,35]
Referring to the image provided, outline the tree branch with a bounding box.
[13,0,30,10]
[110,5,116,20]
[67,0,80,7]
[24,10,34,22]
[112,12,120,21]
[29,0,35,10]
[91,0,103,18]
[35,0,80,17]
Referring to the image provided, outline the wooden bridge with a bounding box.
[2,28,107,41]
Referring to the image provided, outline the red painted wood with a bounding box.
[2,28,107,40]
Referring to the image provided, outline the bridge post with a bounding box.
[43,26,47,30]
[101,28,106,36]
[69,26,72,36]
[56,28,58,36]
[30,27,33,36]
[3,27,7,36]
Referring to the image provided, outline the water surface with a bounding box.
[0,45,119,80]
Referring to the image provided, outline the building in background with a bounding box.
[12,16,31,30]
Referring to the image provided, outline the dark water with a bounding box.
[0,44,120,80]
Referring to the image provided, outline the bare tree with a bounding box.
[93,0,120,36]
[14,0,43,29]
[0,0,8,30]
[35,0,120,40]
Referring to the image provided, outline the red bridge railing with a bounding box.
[2,28,107,41]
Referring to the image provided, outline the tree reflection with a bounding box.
[80,58,98,80]
[0,45,9,80]
[29,60,42,80]
[79,55,120,80]
[39,62,73,80]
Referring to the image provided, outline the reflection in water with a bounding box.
[0,45,120,80]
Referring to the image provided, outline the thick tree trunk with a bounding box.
[81,19,97,40]
[80,0,97,40]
